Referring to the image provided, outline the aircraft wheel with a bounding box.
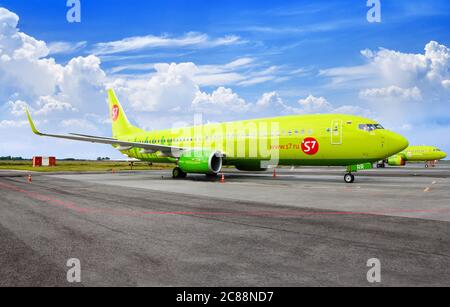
[172,167,187,179]
[425,164,429,168]
[344,173,355,183]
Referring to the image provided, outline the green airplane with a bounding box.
[379,145,447,168]
[26,89,409,183]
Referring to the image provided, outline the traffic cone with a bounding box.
[112,168,115,174]
[273,168,277,178]
[220,173,225,183]
[28,175,32,183]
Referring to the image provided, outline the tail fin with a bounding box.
[107,89,142,138]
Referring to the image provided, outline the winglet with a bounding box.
[25,107,43,136]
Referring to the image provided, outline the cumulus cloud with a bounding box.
[0,8,105,118]
[322,41,450,93]
[192,87,250,114]
[34,96,77,115]
[296,95,333,113]
[255,93,372,117]
[7,100,28,116]
[111,62,199,112]
[321,40,450,129]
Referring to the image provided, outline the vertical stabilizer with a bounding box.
[107,89,142,138]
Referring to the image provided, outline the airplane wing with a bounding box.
[25,108,185,157]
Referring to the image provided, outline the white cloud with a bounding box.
[7,100,28,116]
[192,87,250,114]
[0,7,18,29]
[48,41,87,55]
[60,119,98,131]
[238,76,275,86]
[320,41,450,128]
[0,119,46,128]
[296,95,333,113]
[34,96,77,115]
[359,86,422,101]
[111,62,199,112]
[256,91,284,108]
[0,120,29,128]
[0,8,106,118]
[322,41,450,91]
[93,32,241,55]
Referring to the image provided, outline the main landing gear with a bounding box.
[344,173,355,183]
[376,161,386,168]
[172,167,187,179]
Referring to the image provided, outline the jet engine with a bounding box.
[387,155,406,166]
[178,150,223,174]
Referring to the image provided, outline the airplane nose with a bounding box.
[441,152,447,160]
[386,132,409,156]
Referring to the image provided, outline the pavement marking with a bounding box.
[424,187,431,192]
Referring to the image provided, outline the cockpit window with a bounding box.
[434,148,441,152]
[359,124,384,131]
[374,124,384,129]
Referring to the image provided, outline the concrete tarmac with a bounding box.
[0,165,449,286]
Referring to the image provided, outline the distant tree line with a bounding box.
[97,157,111,161]
[0,156,26,160]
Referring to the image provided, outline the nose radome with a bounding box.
[388,132,409,155]
[441,152,447,160]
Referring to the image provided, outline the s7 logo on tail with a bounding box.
[112,105,119,122]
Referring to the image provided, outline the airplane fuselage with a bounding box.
[116,114,408,168]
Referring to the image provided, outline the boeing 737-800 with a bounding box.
[379,145,447,168]
[26,89,409,183]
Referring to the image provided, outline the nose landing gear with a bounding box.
[345,162,373,183]
[344,173,355,183]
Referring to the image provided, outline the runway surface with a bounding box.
[0,165,449,286]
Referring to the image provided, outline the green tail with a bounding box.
[107,89,143,139]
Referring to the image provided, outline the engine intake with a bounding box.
[178,150,223,174]
[387,155,406,166]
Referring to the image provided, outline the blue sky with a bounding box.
[0,0,449,159]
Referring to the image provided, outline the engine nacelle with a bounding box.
[387,155,406,166]
[178,150,223,174]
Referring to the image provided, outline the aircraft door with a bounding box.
[331,119,342,145]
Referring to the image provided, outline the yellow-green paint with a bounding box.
[395,145,447,162]
[106,89,408,167]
